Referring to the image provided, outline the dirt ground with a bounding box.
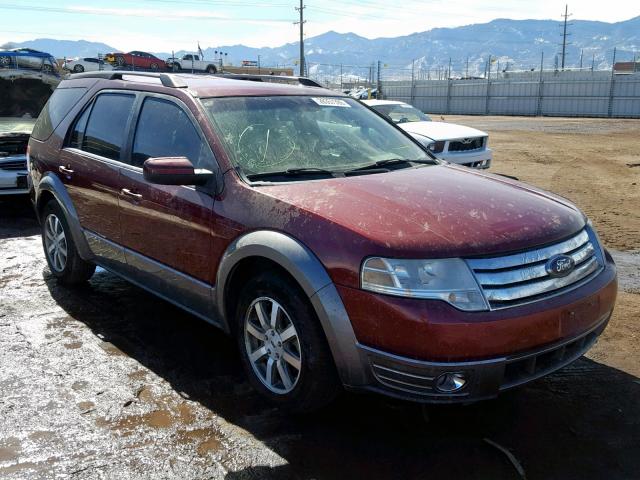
[1,116,639,479]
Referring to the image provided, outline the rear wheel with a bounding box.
[206,65,217,74]
[235,271,340,412]
[116,56,125,67]
[73,64,84,73]
[42,201,95,285]
[150,62,159,71]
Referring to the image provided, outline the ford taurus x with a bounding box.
[28,72,617,412]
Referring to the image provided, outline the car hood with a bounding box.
[260,165,585,258]
[398,121,487,142]
[0,118,36,135]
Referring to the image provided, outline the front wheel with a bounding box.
[150,62,159,71]
[236,272,340,412]
[73,64,84,73]
[42,201,95,285]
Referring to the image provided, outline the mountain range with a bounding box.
[7,16,640,76]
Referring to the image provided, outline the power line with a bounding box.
[0,3,292,22]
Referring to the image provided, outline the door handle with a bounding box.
[121,188,143,200]
[58,165,74,175]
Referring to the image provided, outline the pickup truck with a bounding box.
[166,54,218,73]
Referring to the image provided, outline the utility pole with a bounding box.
[591,53,595,71]
[258,54,261,74]
[465,56,469,78]
[560,4,572,70]
[294,0,306,76]
[579,49,583,70]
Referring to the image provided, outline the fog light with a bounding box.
[435,372,467,393]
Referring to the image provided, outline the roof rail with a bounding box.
[215,73,324,88]
[69,70,188,88]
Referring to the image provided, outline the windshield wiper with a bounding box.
[346,158,436,173]
[245,167,337,181]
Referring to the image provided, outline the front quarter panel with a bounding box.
[215,230,368,386]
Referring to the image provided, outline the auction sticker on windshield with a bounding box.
[311,97,351,107]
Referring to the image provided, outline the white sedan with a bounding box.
[363,100,492,169]
[62,57,113,73]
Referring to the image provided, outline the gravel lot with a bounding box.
[1,116,639,479]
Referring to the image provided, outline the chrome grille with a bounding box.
[467,229,602,309]
[448,137,485,152]
[0,159,27,171]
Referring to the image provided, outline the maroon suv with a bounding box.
[28,71,617,411]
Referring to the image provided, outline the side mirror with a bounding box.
[143,157,214,186]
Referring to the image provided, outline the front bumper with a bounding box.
[351,311,609,403]
[338,252,617,403]
[437,148,492,169]
[0,169,29,195]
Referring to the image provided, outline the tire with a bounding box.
[150,62,159,71]
[235,271,340,412]
[116,56,125,67]
[42,201,95,285]
[73,64,84,73]
[0,55,10,67]
[206,65,217,74]
[172,62,181,72]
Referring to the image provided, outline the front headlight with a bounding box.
[361,257,488,311]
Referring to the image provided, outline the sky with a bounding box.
[0,0,638,52]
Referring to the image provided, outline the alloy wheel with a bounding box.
[44,214,68,273]
[244,297,302,394]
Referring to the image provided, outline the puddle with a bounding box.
[78,401,95,412]
[98,410,176,434]
[28,431,55,442]
[176,429,224,456]
[99,342,126,356]
[176,404,195,425]
[128,370,148,381]
[135,386,154,403]
[0,437,21,462]
[71,380,88,391]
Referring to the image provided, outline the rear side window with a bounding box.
[82,94,135,160]
[131,97,214,169]
[68,106,91,149]
[31,87,87,141]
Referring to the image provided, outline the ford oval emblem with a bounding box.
[546,254,575,278]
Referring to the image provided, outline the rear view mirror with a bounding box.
[143,157,213,186]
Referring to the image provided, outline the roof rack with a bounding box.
[215,73,324,88]
[69,71,188,88]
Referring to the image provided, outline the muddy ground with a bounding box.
[1,116,639,479]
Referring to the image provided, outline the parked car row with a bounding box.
[0,48,59,76]
[62,57,113,73]
[26,71,617,413]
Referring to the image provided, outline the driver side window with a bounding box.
[131,97,216,170]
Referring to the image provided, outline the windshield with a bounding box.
[372,104,431,124]
[201,96,430,177]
